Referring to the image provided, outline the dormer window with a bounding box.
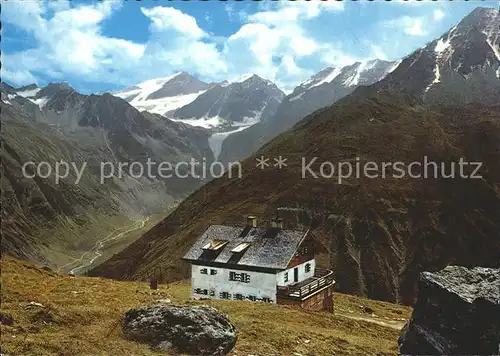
[228,242,251,264]
[200,239,228,261]
[202,240,228,251]
[231,242,250,253]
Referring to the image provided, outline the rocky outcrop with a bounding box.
[399,266,500,355]
[123,304,237,355]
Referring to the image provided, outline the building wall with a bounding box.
[191,264,278,303]
[276,284,335,312]
[276,259,316,287]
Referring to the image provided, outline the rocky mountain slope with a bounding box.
[170,74,284,128]
[112,73,285,160]
[218,60,399,164]
[371,7,499,105]
[90,89,500,304]
[1,82,213,268]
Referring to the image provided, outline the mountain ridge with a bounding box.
[218,59,400,164]
[1,81,215,270]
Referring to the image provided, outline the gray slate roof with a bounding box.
[182,225,309,270]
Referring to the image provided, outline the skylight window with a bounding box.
[231,242,250,253]
[202,240,228,251]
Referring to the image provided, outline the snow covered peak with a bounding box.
[16,86,41,98]
[230,73,255,84]
[369,7,499,104]
[112,72,211,116]
[128,73,182,100]
[296,59,400,95]
[299,67,343,90]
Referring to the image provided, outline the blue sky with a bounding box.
[2,0,497,93]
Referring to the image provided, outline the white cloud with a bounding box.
[383,16,428,36]
[1,68,40,86]
[5,0,449,94]
[141,7,206,40]
[405,18,426,36]
[223,1,347,91]
[320,45,360,67]
[2,0,146,84]
[433,9,445,21]
[370,45,388,61]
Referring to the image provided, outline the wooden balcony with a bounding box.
[277,268,335,301]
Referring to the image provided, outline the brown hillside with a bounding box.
[1,256,411,355]
[90,91,500,304]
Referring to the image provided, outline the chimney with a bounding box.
[246,215,257,228]
[271,217,284,229]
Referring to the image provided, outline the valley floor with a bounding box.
[0,256,411,355]
[52,211,172,275]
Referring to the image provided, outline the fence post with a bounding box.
[150,277,158,290]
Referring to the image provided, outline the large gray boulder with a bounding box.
[399,266,500,355]
[123,304,237,355]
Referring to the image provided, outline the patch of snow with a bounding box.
[208,126,249,160]
[140,90,207,115]
[1,99,12,105]
[170,115,225,129]
[344,60,378,87]
[230,73,254,84]
[207,109,263,159]
[231,113,262,127]
[343,64,364,87]
[113,73,181,104]
[484,33,500,62]
[425,64,441,93]
[385,59,402,75]
[289,92,305,102]
[17,87,40,98]
[28,96,49,109]
[132,73,181,101]
[300,76,315,88]
[426,28,458,93]
[7,94,17,100]
[435,38,451,54]
[113,73,209,115]
[309,67,343,89]
[482,20,500,78]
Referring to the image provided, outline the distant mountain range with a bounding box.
[2,7,499,281]
[1,81,213,267]
[90,7,500,305]
[111,61,401,162]
[113,72,285,160]
[218,59,400,163]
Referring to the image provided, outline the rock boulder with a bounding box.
[123,304,237,355]
[399,266,500,355]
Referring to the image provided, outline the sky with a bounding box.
[2,0,497,94]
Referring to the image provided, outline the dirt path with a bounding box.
[57,217,150,275]
[337,312,407,330]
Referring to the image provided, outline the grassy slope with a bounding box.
[1,256,411,355]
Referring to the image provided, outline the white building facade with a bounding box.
[191,258,316,303]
